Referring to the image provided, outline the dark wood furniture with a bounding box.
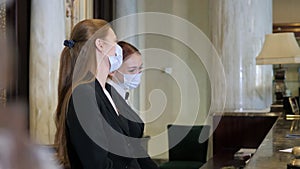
[6,0,31,102]
[273,23,300,39]
[200,112,280,169]
[93,0,115,22]
[213,112,278,155]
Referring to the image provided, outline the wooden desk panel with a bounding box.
[213,113,278,155]
[200,112,279,169]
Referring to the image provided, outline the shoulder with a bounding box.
[106,80,126,99]
[73,82,94,92]
[72,80,103,96]
[70,82,100,110]
[67,82,103,122]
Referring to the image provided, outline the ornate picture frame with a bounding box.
[0,2,6,107]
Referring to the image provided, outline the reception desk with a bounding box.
[212,112,278,156]
[200,112,300,169]
[245,117,300,168]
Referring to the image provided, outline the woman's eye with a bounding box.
[127,69,135,73]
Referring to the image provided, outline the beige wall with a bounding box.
[273,0,300,23]
[136,0,210,159]
[119,0,298,161]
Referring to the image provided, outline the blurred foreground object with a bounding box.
[0,89,6,107]
[0,1,60,166]
[0,103,61,169]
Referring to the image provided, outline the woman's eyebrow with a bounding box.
[128,66,138,69]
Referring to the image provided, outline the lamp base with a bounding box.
[274,66,288,102]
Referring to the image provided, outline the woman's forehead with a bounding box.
[124,53,142,65]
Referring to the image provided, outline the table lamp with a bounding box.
[256,32,300,103]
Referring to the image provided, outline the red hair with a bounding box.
[117,41,140,61]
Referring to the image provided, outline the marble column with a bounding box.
[210,0,273,111]
[30,0,65,144]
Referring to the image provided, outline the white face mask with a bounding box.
[118,72,142,90]
[108,44,123,73]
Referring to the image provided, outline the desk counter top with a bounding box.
[213,112,281,117]
[245,118,300,169]
[200,113,300,169]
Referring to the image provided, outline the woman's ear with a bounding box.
[109,71,116,77]
[95,39,103,52]
[108,72,115,80]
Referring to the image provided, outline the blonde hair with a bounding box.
[55,19,111,168]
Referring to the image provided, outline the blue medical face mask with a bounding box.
[118,72,142,90]
[108,44,123,73]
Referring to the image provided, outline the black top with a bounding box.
[66,80,159,169]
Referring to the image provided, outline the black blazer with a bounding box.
[66,80,159,169]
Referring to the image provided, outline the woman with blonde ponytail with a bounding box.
[55,19,123,169]
[55,18,159,169]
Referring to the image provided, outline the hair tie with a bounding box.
[63,40,75,48]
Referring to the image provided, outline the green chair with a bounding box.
[159,125,210,169]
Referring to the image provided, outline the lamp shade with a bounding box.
[256,33,300,65]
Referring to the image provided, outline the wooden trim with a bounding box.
[273,22,300,39]
[93,0,115,22]
[0,88,6,107]
[6,0,31,129]
[6,0,31,101]
[213,115,277,155]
